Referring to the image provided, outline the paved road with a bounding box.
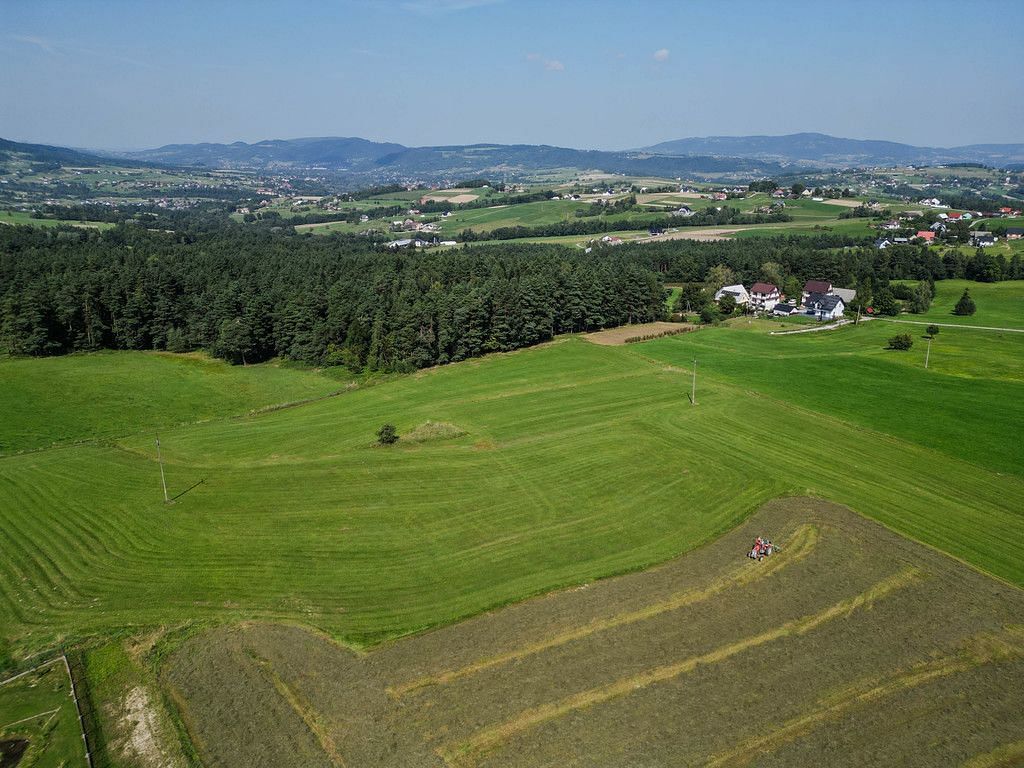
[769,318,854,335]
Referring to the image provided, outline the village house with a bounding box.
[970,231,997,247]
[874,237,892,249]
[805,293,845,321]
[773,302,798,316]
[749,282,780,312]
[914,230,936,242]
[801,280,832,306]
[1006,227,1024,240]
[714,284,750,306]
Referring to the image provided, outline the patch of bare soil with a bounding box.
[163,499,1024,768]
[818,198,864,207]
[582,322,692,346]
[118,687,181,768]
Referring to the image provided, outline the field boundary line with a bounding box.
[62,653,93,768]
[391,524,819,698]
[705,625,1024,768]
[438,567,921,768]
[0,656,61,687]
[0,707,60,730]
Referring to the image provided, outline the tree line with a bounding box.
[0,225,664,371]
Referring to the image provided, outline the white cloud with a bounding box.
[400,0,501,14]
[525,52,542,61]
[545,59,565,71]
[653,48,670,62]
[11,35,57,55]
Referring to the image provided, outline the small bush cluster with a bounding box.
[887,333,914,351]
[624,327,696,344]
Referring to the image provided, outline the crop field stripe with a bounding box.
[392,524,819,697]
[438,567,922,768]
[962,739,1024,767]
[705,626,1024,768]
[253,655,347,768]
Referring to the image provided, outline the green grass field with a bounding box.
[0,210,114,230]
[1,282,1022,667]
[886,279,1024,329]
[0,351,347,454]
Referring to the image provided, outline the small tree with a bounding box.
[718,293,737,316]
[699,305,721,324]
[887,333,914,350]
[926,324,940,338]
[377,424,399,445]
[953,288,976,316]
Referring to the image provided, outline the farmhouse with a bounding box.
[1006,227,1024,240]
[773,302,797,316]
[715,284,750,306]
[749,282,780,311]
[971,231,997,246]
[805,292,845,321]
[874,238,892,249]
[899,210,924,220]
[914,230,935,242]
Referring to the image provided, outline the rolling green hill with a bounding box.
[1,288,1022,662]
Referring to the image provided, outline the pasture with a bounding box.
[1,280,1022,766]
[1,298,1022,662]
[0,351,346,454]
[0,210,113,230]
[164,498,1024,768]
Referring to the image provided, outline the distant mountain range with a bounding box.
[4,133,1024,185]
[119,137,784,181]
[641,132,1024,168]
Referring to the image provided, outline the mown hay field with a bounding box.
[1,292,1022,660]
[0,659,88,767]
[164,499,1024,768]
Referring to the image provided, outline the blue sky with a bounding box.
[2,0,1022,150]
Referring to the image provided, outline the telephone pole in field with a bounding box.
[691,359,698,405]
[156,436,170,504]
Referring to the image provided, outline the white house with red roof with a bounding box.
[749,282,780,312]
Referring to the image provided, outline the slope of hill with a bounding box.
[642,132,1024,167]
[122,137,786,180]
[0,137,141,168]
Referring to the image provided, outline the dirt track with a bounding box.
[164,498,1024,768]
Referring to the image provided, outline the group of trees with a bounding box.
[0,225,665,370]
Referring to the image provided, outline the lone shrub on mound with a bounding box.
[377,424,399,445]
[953,289,976,316]
[887,333,914,351]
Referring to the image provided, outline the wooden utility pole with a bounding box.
[156,436,170,504]
[925,336,932,369]
[691,359,698,406]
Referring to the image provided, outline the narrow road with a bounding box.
[873,318,1024,334]
[769,318,854,335]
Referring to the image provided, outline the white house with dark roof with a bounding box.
[805,292,845,321]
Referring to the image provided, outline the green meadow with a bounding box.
[1,281,1022,664]
[0,210,114,230]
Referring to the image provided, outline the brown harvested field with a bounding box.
[581,322,691,345]
[421,191,480,204]
[818,198,864,207]
[162,498,1024,768]
[645,227,742,242]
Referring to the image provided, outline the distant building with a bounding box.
[801,280,832,306]
[970,231,997,247]
[914,230,936,242]
[1006,227,1024,240]
[773,302,798,316]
